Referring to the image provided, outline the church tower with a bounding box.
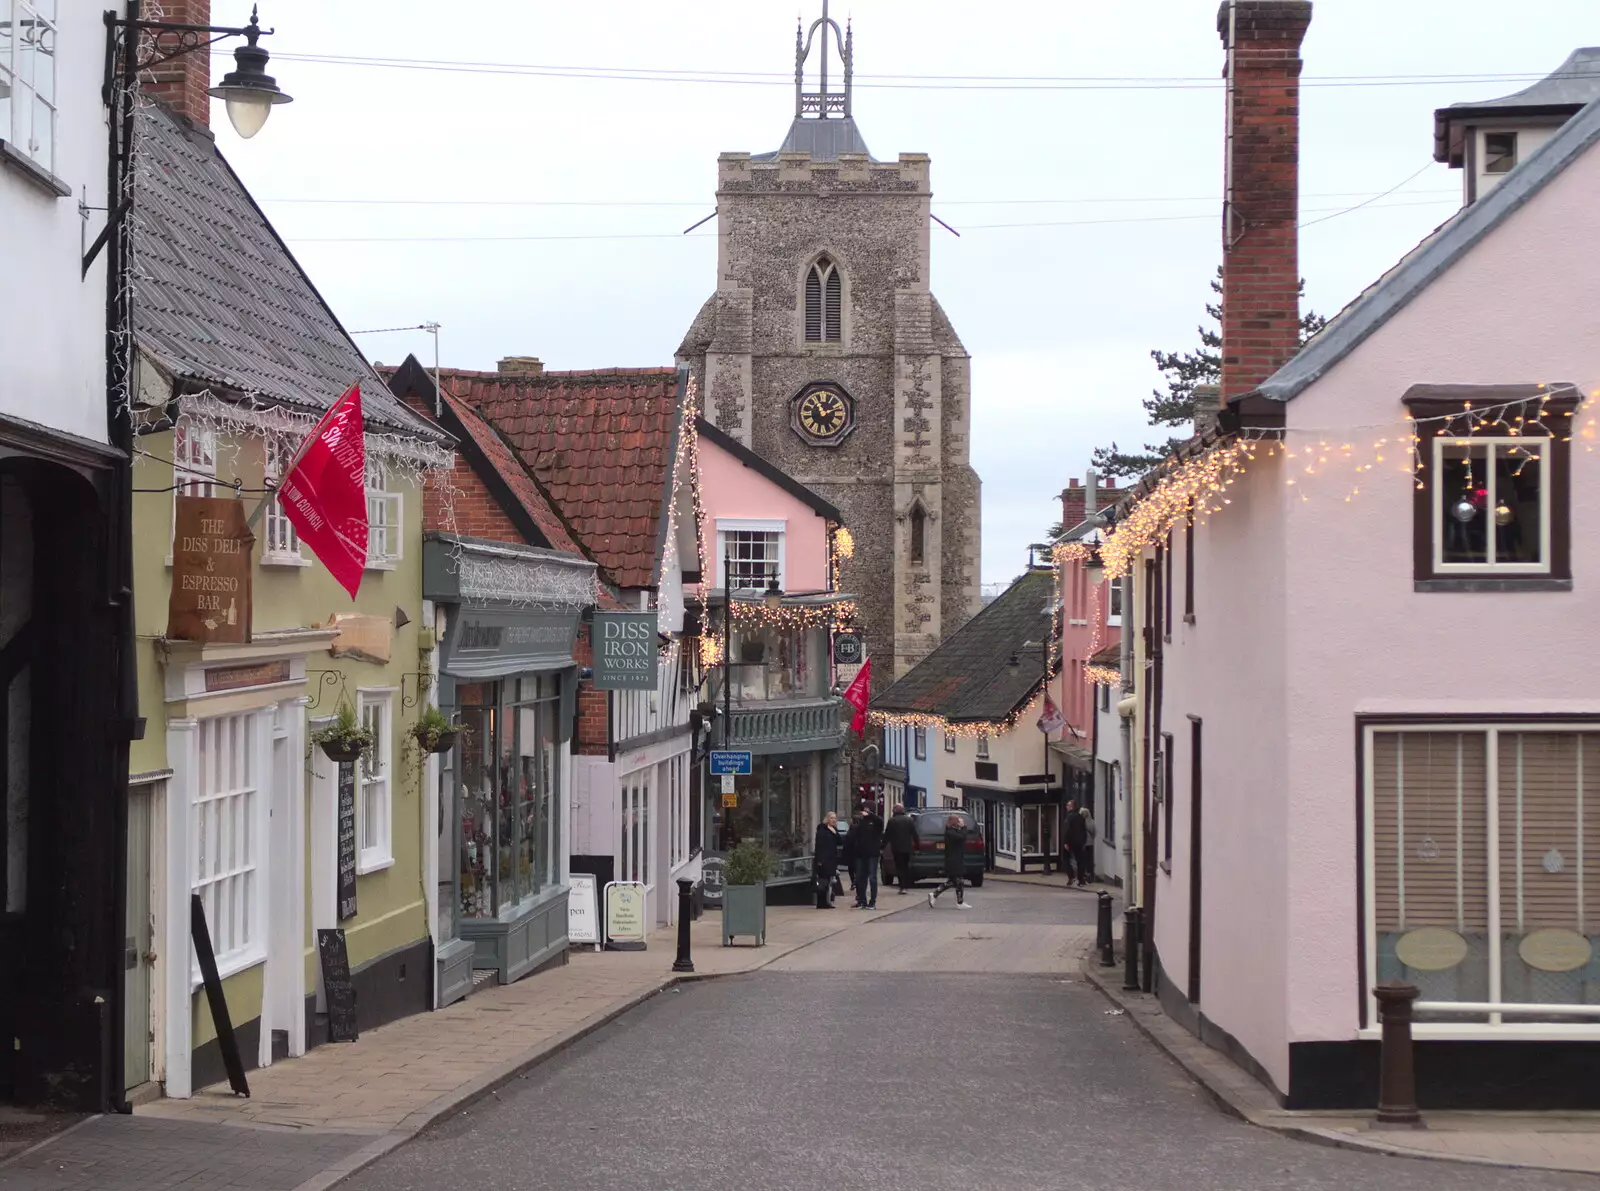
[677,5,982,679]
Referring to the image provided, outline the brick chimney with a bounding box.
[141,1,212,127]
[1060,479,1084,533]
[498,357,545,376]
[1217,1,1312,406]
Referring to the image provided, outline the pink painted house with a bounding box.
[1131,4,1600,1109]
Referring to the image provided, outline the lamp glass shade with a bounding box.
[222,92,274,139]
[763,580,783,610]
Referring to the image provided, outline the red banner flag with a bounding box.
[842,657,872,739]
[278,383,368,599]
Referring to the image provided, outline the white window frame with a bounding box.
[1,1,58,175]
[914,726,928,761]
[715,518,786,592]
[1361,720,1600,1041]
[261,436,308,566]
[1107,580,1123,627]
[620,770,652,889]
[1430,437,1550,576]
[365,461,403,571]
[944,731,956,754]
[996,804,1016,855]
[356,689,395,873]
[977,735,990,760]
[167,420,218,565]
[190,711,266,982]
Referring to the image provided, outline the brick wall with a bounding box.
[573,626,608,755]
[141,1,213,127]
[396,390,525,538]
[1217,0,1312,405]
[1059,477,1124,531]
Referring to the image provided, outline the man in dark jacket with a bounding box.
[848,806,885,908]
[927,813,972,909]
[813,812,842,908]
[883,804,917,894]
[1063,799,1089,888]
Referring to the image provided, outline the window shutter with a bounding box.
[824,267,842,341]
[805,265,823,342]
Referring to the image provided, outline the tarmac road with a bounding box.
[343,884,1596,1191]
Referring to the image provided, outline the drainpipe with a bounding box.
[1118,573,1136,892]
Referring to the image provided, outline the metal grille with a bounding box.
[804,257,841,343]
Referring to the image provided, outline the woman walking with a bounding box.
[813,811,842,909]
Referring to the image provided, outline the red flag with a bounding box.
[842,657,872,739]
[278,383,368,599]
[1037,692,1066,735]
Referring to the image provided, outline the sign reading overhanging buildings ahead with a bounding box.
[591,611,658,690]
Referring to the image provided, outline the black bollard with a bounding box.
[672,878,695,974]
[1097,891,1116,967]
[1373,982,1424,1128]
[1122,905,1141,990]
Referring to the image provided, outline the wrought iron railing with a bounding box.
[727,697,845,752]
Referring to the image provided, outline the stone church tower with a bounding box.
[677,5,981,679]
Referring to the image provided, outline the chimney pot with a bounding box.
[497,357,545,376]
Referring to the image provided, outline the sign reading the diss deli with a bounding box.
[591,611,658,690]
[168,496,254,644]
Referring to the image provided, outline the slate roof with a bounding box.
[1250,92,1600,406]
[132,105,442,440]
[436,365,683,590]
[1435,48,1600,163]
[753,116,875,162]
[875,568,1055,723]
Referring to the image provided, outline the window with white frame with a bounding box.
[193,713,261,973]
[357,691,394,871]
[620,772,651,887]
[996,804,1016,854]
[261,437,305,564]
[668,755,689,869]
[914,726,928,760]
[1431,438,1550,574]
[365,461,402,569]
[716,519,784,592]
[1367,725,1600,1027]
[977,735,990,760]
[1107,579,1123,626]
[944,731,956,754]
[169,420,218,561]
[1,1,57,176]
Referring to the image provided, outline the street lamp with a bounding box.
[1083,546,1106,589]
[763,577,784,610]
[207,7,294,139]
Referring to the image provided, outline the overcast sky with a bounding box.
[209,0,1599,587]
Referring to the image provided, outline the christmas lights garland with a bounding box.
[1084,665,1122,686]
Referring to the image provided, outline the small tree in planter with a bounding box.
[310,702,373,765]
[722,841,775,947]
[411,705,459,756]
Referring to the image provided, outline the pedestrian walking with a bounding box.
[814,811,842,909]
[927,812,973,909]
[884,803,917,894]
[848,804,884,908]
[1063,799,1089,888]
[1080,805,1097,883]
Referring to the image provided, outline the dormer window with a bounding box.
[1484,132,1518,174]
[805,256,842,343]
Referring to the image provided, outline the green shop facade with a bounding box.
[424,535,597,1005]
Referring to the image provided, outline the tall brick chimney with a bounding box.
[1217,1,1311,406]
[1060,479,1085,534]
[141,1,212,127]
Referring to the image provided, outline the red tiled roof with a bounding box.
[440,367,681,591]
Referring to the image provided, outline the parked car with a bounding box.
[880,809,985,887]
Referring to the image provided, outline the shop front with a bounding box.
[958,780,1064,874]
[720,751,834,886]
[425,536,595,1004]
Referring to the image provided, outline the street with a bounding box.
[336,884,1592,1191]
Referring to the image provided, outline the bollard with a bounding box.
[1096,891,1116,967]
[672,878,695,974]
[1122,906,1141,990]
[1373,982,1423,1127]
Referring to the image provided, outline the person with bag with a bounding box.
[813,811,842,909]
[848,804,884,909]
[1063,799,1089,888]
[927,813,973,910]
[883,804,917,894]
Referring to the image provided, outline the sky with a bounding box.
[205,0,1600,588]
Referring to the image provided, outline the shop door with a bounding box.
[124,784,154,1089]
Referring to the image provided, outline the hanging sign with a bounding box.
[568,873,600,950]
[336,762,358,921]
[168,496,254,643]
[833,630,864,666]
[603,881,647,950]
[591,612,659,690]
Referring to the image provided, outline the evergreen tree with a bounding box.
[1091,267,1326,482]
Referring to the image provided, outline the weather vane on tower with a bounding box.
[795,1,853,120]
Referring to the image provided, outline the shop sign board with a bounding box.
[832,630,864,666]
[720,773,736,794]
[568,873,600,950]
[591,611,658,690]
[316,928,359,1043]
[168,496,254,643]
[700,852,725,908]
[604,881,647,950]
[709,750,752,776]
[336,762,358,921]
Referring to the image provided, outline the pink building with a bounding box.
[1128,4,1600,1109]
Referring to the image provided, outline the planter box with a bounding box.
[722,881,766,946]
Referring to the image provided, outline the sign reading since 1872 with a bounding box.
[168,496,254,644]
[591,611,658,691]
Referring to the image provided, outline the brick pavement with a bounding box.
[0,902,906,1191]
[1082,958,1600,1177]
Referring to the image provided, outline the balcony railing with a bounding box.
[727,696,845,755]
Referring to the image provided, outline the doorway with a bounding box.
[124,783,155,1090]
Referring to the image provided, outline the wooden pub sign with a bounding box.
[168,495,254,644]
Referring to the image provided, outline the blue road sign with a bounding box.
[709,750,753,776]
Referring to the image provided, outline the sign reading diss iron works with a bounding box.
[168,495,254,644]
[591,611,658,691]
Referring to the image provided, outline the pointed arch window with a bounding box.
[805,256,842,343]
[910,503,926,564]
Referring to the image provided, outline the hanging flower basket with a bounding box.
[411,705,460,757]
[319,738,366,765]
[425,729,459,756]
[310,703,374,766]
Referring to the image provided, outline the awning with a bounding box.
[1049,741,1094,771]
[954,779,1064,806]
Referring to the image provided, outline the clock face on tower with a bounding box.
[789,382,856,447]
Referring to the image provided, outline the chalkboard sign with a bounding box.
[337,761,358,921]
[316,928,359,1043]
